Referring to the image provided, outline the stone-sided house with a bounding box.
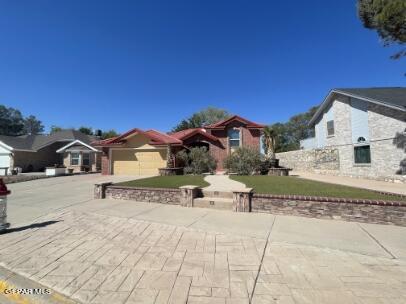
[280,87,405,182]
[96,115,264,175]
[0,130,101,174]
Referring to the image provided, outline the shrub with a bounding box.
[223,147,262,175]
[176,147,217,174]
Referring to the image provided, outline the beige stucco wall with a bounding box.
[63,152,101,173]
[111,134,167,175]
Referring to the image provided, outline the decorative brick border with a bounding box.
[252,193,406,207]
[370,190,406,199]
[252,193,406,226]
[95,183,406,226]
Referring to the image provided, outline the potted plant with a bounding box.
[263,126,279,168]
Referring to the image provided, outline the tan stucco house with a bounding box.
[57,139,101,173]
[0,130,101,174]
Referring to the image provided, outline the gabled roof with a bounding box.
[98,115,263,148]
[91,136,120,146]
[105,128,182,146]
[144,130,183,145]
[205,115,265,129]
[169,128,202,139]
[56,140,99,153]
[309,87,406,126]
[169,128,219,142]
[0,130,96,152]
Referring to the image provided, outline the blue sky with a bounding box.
[0,0,404,133]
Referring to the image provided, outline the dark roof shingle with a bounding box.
[333,87,406,110]
[0,130,96,151]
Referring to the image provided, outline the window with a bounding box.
[354,145,371,164]
[70,152,80,166]
[228,129,240,148]
[82,153,90,166]
[326,120,334,136]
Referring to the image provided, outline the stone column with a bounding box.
[232,188,253,212]
[94,182,112,199]
[179,185,199,207]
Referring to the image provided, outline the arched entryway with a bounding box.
[188,141,210,151]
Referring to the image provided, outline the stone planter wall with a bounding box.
[45,167,66,176]
[252,194,406,226]
[95,184,406,226]
[105,186,181,205]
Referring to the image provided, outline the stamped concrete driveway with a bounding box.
[1,175,406,303]
[6,174,139,225]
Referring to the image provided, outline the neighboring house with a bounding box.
[293,87,405,181]
[0,130,101,174]
[56,139,101,173]
[95,115,264,175]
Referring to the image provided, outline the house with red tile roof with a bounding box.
[94,115,264,175]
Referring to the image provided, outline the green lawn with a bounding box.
[115,175,209,189]
[231,175,406,201]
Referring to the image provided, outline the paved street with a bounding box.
[6,174,140,224]
[1,174,406,303]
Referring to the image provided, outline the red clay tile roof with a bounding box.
[91,136,120,146]
[205,115,265,129]
[170,128,219,142]
[99,128,181,146]
[144,130,182,145]
[169,128,203,139]
[108,128,144,143]
[96,115,261,147]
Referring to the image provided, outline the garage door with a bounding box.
[112,149,166,175]
[0,154,11,168]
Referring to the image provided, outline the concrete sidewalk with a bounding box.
[203,175,246,191]
[59,199,406,260]
[293,171,406,196]
[6,174,406,260]
[1,209,406,304]
[3,174,406,304]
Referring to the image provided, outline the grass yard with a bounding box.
[115,175,209,189]
[231,175,406,201]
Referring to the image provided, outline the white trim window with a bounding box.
[326,120,335,136]
[70,152,80,166]
[82,153,90,166]
[228,128,240,149]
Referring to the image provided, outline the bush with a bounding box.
[176,147,217,174]
[223,147,262,175]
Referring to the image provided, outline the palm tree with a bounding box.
[263,126,277,160]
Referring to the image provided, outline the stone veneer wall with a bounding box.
[97,184,406,226]
[252,194,406,226]
[276,148,340,174]
[105,186,181,205]
[295,95,406,183]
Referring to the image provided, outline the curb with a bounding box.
[0,265,79,304]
